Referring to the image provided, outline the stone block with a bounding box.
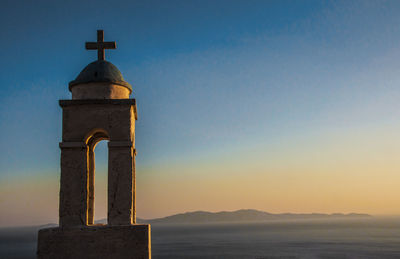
[37,225,151,259]
[59,99,137,142]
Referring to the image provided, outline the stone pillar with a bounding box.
[107,141,135,225]
[59,142,88,227]
[87,146,95,225]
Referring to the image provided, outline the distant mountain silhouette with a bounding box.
[138,209,371,224]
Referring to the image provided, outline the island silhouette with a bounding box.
[92,209,371,224]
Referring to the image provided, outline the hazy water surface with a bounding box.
[1,218,400,258]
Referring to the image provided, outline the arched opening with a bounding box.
[86,130,110,225]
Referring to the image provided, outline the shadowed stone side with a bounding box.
[37,225,151,259]
[59,142,88,226]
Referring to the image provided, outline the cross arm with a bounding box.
[85,42,116,50]
[103,42,116,49]
[85,42,98,50]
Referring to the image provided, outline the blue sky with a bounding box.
[2,0,400,226]
[0,0,332,175]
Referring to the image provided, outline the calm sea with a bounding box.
[1,217,400,258]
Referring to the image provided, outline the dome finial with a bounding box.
[85,30,116,61]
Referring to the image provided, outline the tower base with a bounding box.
[37,224,151,259]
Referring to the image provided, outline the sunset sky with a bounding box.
[2,0,400,227]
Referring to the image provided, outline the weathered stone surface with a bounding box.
[59,144,88,226]
[58,99,137,227]
[60,99,136,142]
[71,82,130,99]
[108,143,135,225]
[37,225,151,259]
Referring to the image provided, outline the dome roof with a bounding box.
[69,60,132,92]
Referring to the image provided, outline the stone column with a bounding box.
[59,142,88,227]
[87,146,95,225]
[107,141,135,225]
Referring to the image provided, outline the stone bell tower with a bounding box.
[37,30,151,259]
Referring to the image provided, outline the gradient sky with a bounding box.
[2,0,400,226]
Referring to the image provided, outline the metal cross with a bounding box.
[85,30,116,61]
